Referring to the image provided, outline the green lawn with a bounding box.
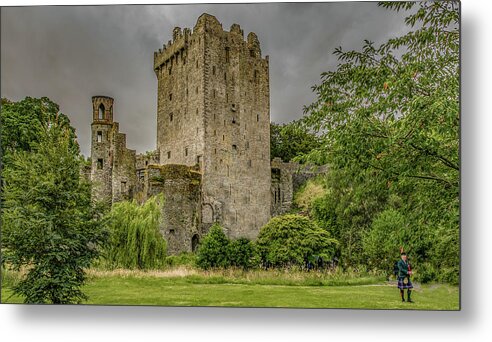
[1,272,459,310]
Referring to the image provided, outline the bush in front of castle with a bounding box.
[256,214,338,269]
[195,224,258,270]
[195,223,231,269]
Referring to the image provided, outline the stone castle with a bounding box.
[90,14,323,254]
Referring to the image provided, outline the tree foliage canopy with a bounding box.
[1,113,106,303]
[195,225,258,270]
[304,1,459,185]
[301,1,459,282]
[104,195,167,270]
[256,214,338,268]
[1,97,79,164]
[270,120,322,163]
[227,237,258,270]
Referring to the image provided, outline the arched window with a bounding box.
[98,104,105,120]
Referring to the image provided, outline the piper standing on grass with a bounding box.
[397,250,414,303]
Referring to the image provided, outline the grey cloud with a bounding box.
[1,2,410,156]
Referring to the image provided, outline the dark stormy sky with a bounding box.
[1,1,409,157]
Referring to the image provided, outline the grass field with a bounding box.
[1,268,459,310]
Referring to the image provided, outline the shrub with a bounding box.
[414,262,437,284]
[196,224,230,269]
[165,252,196,267]
[104,195,167,269]
[293,177,326,212]
[431,225,460,285]
[227,238,258,270]
[361,208,458,284]
[362,209,409,272]
[256,214,338,268]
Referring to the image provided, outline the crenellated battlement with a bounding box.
[92,14,278,254]
[153,27,191,73]
[153,13,267,74]
[153,12,271,243]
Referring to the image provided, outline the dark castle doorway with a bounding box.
[192,234,199,252]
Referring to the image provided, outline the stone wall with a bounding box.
[111,128,137,203]
[89,14,333,255]
[90,96,137,204]
[154,14,271,240]
[145,164,202,254]
[134,151,160,202]
[271,158,328,216]
[200,15,271,240]
[271,158,294,216]
[136,150,160,170]
[154,24,205,168]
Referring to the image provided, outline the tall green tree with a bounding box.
[304,1,459,185]
[227,237,258,270]
[303,2,459,279]
[1,97,78,164]
[2,123,106,304]
[310,167,390,266]
[270,120,322,163]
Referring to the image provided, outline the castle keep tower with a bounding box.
[88,14,323,254]
[90,96,137,203]
[153,14,271,239]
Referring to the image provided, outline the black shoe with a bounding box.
[401,298,405,302]
[407,299,414,303]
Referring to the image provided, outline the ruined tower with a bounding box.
[153,13,271,239]
[90,96,114,201]
[90,96,137,204]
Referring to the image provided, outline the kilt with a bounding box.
[397,277,413,289]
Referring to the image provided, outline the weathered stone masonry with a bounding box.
[90,96,136,204]
[90,14,321,254]
[153,13,271,241]
[271,158,329,216]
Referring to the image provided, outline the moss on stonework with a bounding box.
[148,164,201,183]
[150,175,165,183]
